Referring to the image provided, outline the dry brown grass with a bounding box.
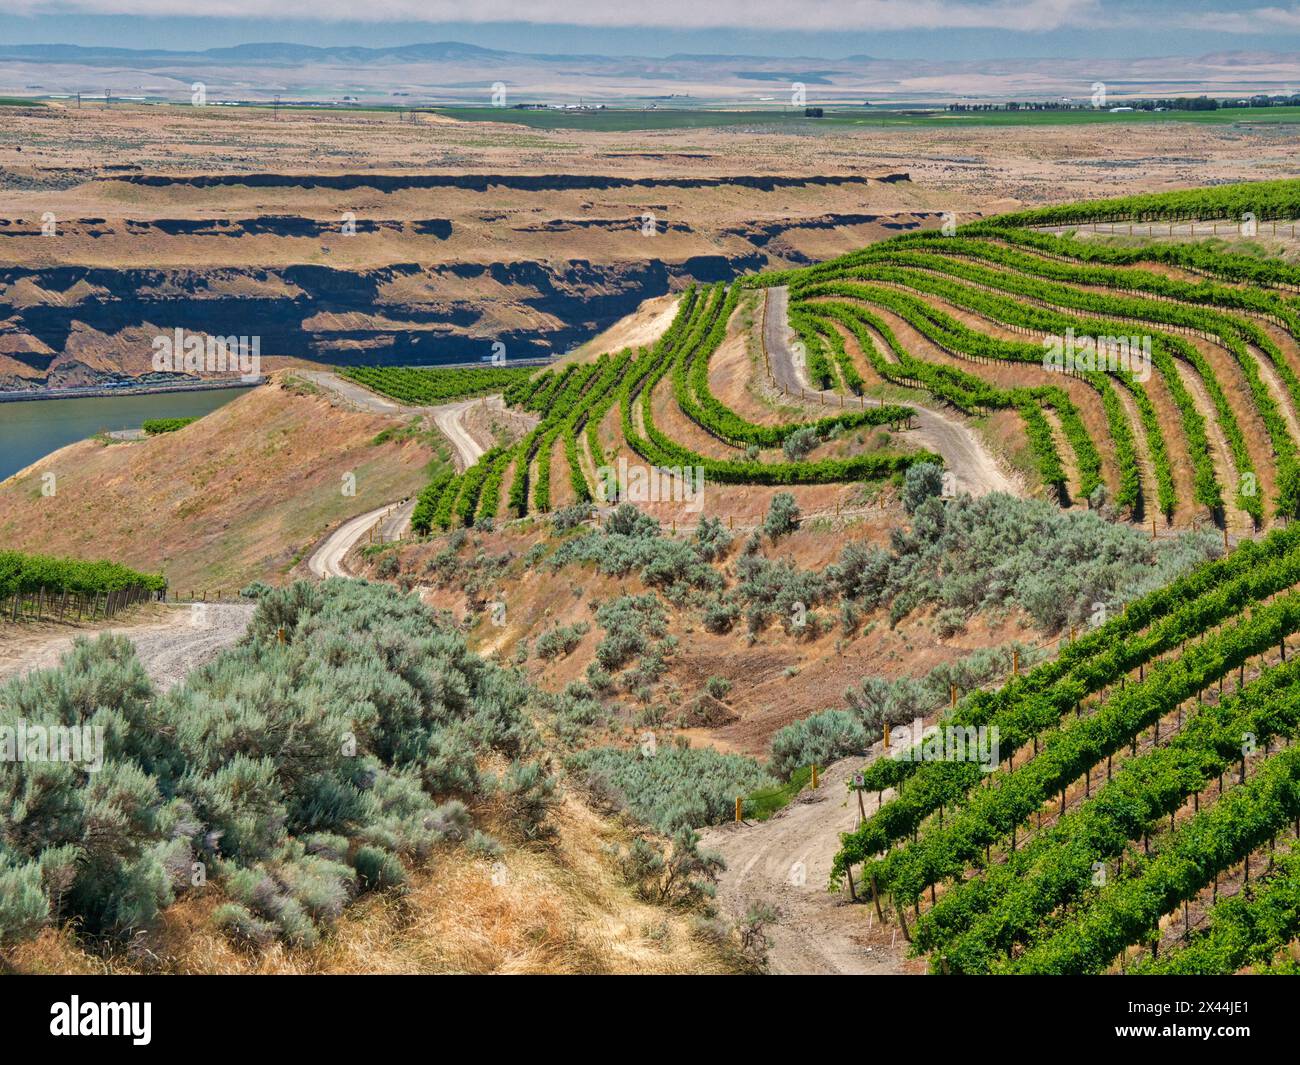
[0,372,444,591]
[4,795,738,976]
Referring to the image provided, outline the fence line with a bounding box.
[0,583,158,624]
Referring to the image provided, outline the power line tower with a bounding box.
[273,94,281,121]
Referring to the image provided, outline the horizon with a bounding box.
[3,1,1299,62]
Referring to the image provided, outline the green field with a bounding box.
[434,104,1300,132]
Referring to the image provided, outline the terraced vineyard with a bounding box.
[386,281,931,533]
[767,179,1300,529]
[745,183,1300,976]
[353,178,1300,541]
[823,519,1300,973]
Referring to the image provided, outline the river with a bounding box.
[0,387,250,482]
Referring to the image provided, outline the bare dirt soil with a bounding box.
[0,603,253,691]
[701,754,912,975]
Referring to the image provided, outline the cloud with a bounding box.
[1180,6,1300,32]
[4,0,1111,32]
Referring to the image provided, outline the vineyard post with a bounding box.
[811,764,819,789]
[734,796,742,823]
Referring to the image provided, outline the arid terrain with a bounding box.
[2,100,1297,389]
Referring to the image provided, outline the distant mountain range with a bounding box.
[2,41,1297,104]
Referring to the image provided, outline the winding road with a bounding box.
[302,373,498,579]
[700,752,902,975]
[763,287,1023,498]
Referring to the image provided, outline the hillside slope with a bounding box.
[0,374,446,590]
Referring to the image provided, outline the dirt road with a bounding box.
[432,396,493,469]
[301,374,503,579]
[302,369,494,473]
[701,754,902,974]
[308,501,407,578]
[297,369,412,416]
[763,286,1023,498]
[0,603,255,692]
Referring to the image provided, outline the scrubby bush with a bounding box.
[594,595,668,672]
[534,621,591,660]
[734,555,826,632]
[770,642,1043,779]
[769,710,868,779]
[762,493,801,541]
[693,516,733,562]
[604,503,659,538]
[618,828,724,910]
[705,676,732,700]
[902,461,945,514]
[497,760,559,841]
[550,502,594,532]
[543,514,719,596]
[701,595,741,634]
[782,427,820,462]
[0,579,541,950]
[568,746,775,832]
[830,492,1219,631]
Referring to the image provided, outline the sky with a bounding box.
[0,1,1298,59]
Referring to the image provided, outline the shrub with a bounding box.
[705,676,732,699]
[619,828,724,910]
[782,426,821,462]
[702,596,740,634]
[550,502,594,532]
[498,760,559,841]
[769,710,868,779]
[693,516,733,561]
[534,621,591,660]
[0,579,538,950]
[595,595,668,672]
[567,746,775,832]
[604,503,659,538]
[902,461,945,514]
[762,493,801,540]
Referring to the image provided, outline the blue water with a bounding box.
[0,388,250,482]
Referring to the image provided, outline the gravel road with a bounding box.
[700,754,902,975]
[763,286,1023,497]
[0,603,255,692]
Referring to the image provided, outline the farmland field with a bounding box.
[434,104,1300,132]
